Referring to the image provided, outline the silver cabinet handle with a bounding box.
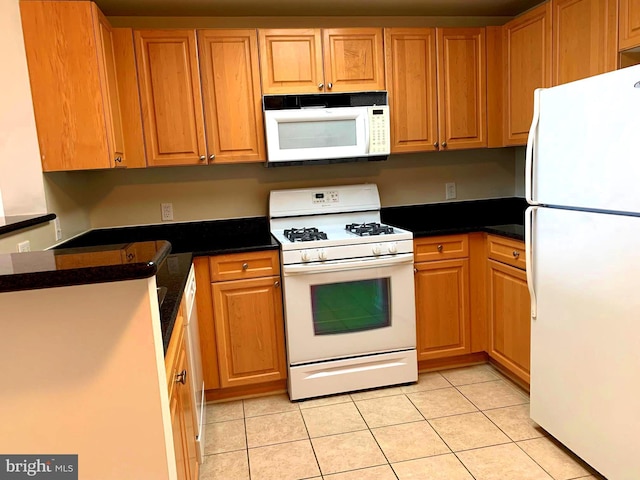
[327,82,333,89]
[199,155,206,161]
[413,268,418,274]
[209,154,215,160]
[433,142,438,148]
[513,250,520,258]
[274,280,280,288]
[441,141,447,148]
[114,156,122,163]
[437,244,443,252]
[126,253,135,261]
[318,83,324,90]
[242,263,249,270]
[175,369,187,384]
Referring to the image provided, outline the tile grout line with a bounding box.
[298,399,326,478]
[241,399,252,480]
[350,398,400,480]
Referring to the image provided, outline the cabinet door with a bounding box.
[503,3,552,145]
[323,28,385,92]
[488,260,531,384]
[384,28,438,153]
[93,6,125,167]
[213,276,286,387]
[169,338,192,480]
[20,1,116,171]
[198,30,266,163]
[415,259,471,361]
[436,28,487,150]
[135,30,207,166]
[258,29,324,94]
[620,0,640,50]
[552,0,618,85]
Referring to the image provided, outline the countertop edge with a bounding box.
[0,213,56,237]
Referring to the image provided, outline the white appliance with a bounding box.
[526,64,640,480]
[182,265,205,463]
[263,92,390,166]
[270,184,417,401]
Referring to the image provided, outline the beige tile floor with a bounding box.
[200,364,605,480]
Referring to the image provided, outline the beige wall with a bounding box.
[73,148,517,228]
[0,0,46,216]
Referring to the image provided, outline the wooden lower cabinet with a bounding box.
[166,310,198,480]
[213,276,286,387]
[487,258,531,384]
[415,259,471,360]
[414,235,472,362]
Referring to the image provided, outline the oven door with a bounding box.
[264,106,369,163]
[282,253,416,365]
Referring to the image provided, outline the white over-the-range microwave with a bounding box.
[263,92,390,166]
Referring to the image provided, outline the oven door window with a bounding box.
[311,278,391,335]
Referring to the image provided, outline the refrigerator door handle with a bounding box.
[525,89,542,205]
[525,206,538,319]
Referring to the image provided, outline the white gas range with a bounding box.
[270,184,418,401]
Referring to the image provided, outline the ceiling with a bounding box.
[96,0,541,17]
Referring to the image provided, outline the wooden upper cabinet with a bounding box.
[436,28,487,150]
[620,0,640,50]
[198,30,266,163]
[503,2,552,145]
[322,28,385,92]
[552,0,618,85]
[20,1,127,171]
[384,28,438,153]
[134,30,207,166]
[258,28,384,94]
[258,29,324,94]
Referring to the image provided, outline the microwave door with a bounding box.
[265,107,369,162]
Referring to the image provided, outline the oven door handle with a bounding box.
[283,253,414,275]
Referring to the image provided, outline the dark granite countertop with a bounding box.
[0,213,56,237]
[382,197,527,241]
[156,252,193,354]
[0,240,171,293]
[57,217,279,256]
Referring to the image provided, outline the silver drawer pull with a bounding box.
[175,370,187,385]
[513,250,520,258]
[437,244,443,252]
[242,263,249,270]
[274,280,280,288]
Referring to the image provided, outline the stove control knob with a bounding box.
[372,244,382,256]
[300,251,312,262]
[317,249,327,261]
[388,242,398,254]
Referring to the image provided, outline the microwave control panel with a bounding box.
[368,106,390,154]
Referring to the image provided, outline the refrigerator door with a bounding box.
[529,206,640,480]
[527,65,640,213]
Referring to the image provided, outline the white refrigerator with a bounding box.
[526,64,640,480]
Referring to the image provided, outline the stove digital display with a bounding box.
[315,193,324,199]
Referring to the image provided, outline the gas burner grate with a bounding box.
[346,222,395,236]
[284,227,328,242]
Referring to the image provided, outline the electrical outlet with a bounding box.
[161,203,174,221]
[17,240,31,252]
[445,182,457,200]
[54,218,62,241]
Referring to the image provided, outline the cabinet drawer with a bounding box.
[210,250,280,282]
[487,235,526,270]
[414,235,469,262]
